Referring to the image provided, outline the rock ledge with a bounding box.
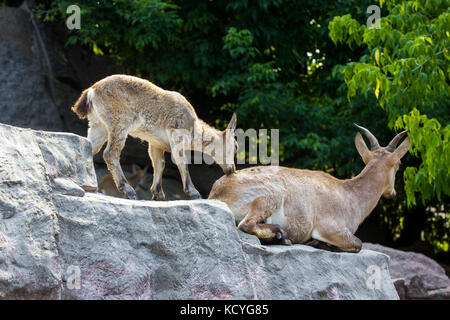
[0,123,398,299]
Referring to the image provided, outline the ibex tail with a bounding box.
[71,89,91,119]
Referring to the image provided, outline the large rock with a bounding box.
[0,123,95,299]
[363,243,450,299]
[0,123,399,299]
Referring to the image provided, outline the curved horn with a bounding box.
[387,130,409,152]
[354,124,380,150]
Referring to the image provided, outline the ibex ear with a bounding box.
[226,113,237,131]
[355,132,371,164]
[392,136,410,160]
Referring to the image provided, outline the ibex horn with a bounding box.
[354,124,380,150]
[387,130,409,152]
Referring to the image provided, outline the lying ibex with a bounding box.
[72,75,237,200]
[98,164,148,199]
[209,125,410,252]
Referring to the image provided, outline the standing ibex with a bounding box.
[72,75,237,200]
[209,125,410,252]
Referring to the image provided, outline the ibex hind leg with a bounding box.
[148,145,166,201]
[238,196,292,245]
[87,123,107,155]
[103,126,137,200]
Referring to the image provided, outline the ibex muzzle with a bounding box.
[209,124,410,253]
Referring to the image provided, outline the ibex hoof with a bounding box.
[270,225,291,245]
[189,191,202,200]
[120,183,137,200]
[152,193,166,201]
[126,190,137,200]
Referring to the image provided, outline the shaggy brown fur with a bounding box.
[72,74,237,200]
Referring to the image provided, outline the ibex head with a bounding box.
[354,124,410,199]
[219,113,238,175]
[204,113,238,175]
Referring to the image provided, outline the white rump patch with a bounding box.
[87,88,95,102]
[265,199,287,228]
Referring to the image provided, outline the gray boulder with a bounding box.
[0,123,95,298]
[0,123,399,299]
[363,243,450,299]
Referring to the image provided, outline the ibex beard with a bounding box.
[72,74,238,200]
[209,124,410,253]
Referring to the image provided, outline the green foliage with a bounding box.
[329,1,449,205]
[39,0,376,171]
[398,109,449,206]
[37,0,182,59]
[329,0,449,251]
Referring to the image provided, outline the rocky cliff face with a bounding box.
[0,7,64,132]
[0,123,399,299]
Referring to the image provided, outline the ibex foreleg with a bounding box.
[312,225,362,253]
[177,162,201,200]
[87,122,107,155]
[238,196,292,245]
[168,131,201,200]
[305,240,343,252]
